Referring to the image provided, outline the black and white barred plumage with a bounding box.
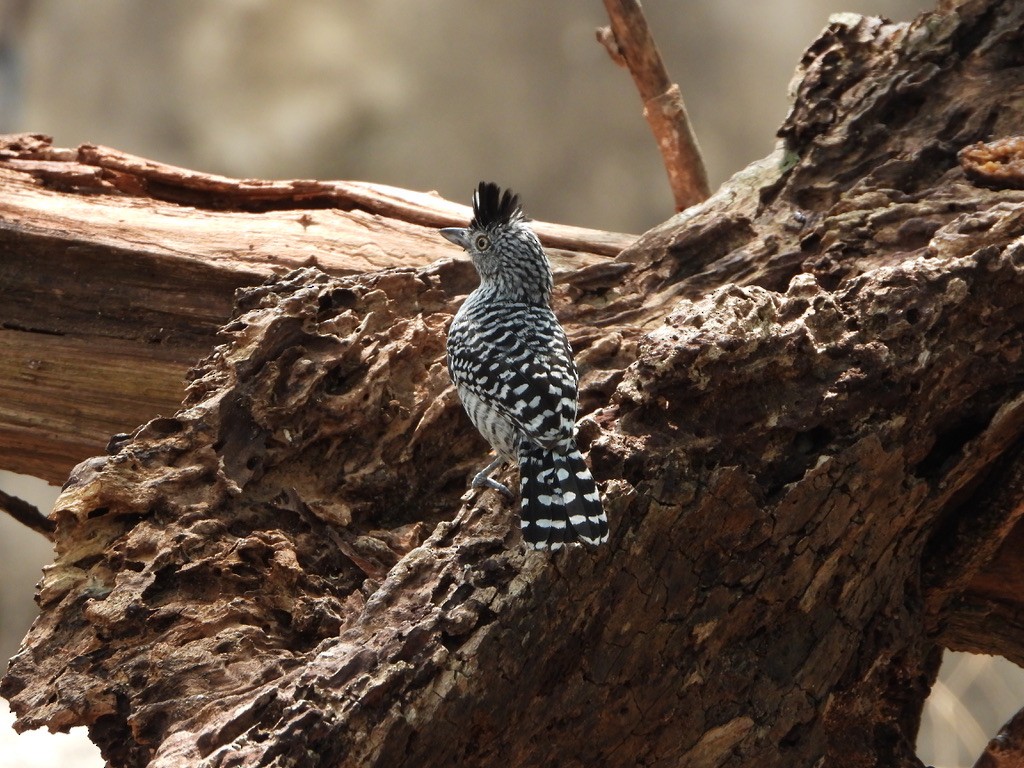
[441,182,608,550]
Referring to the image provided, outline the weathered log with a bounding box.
[3,1,1024,766]
[0,135,630,484]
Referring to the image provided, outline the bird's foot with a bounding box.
[472,473,514,499]
[470,455,514,500]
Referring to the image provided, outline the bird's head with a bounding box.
[441,181,552,303]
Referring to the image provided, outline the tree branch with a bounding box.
[0,487,54,539]
[598,0,711,210]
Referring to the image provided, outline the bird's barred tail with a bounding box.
[518,443,607,550]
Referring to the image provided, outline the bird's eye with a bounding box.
[474,234,491,250]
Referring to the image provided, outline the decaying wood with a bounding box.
[0,135,632,484]
[598,0,711,210]
[3,1,1024,767]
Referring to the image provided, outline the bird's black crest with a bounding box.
[471,181,524,230]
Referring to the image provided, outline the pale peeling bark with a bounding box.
[4,1,1024,767]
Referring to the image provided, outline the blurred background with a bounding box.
[1,2,1021,767]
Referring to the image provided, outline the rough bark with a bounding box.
[3,1,1024,767]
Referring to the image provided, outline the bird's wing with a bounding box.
[449,303,578,448]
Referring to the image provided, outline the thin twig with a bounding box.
[0,487,55,540]
[598,0,711,211]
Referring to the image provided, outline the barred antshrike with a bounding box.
[441,182,608,550]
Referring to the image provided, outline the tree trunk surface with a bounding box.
[3,1,1024,767]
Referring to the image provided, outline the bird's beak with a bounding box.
[440,227,471,250]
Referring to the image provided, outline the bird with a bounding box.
[441,181,608,550]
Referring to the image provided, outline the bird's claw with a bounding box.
[472,475,514,500]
